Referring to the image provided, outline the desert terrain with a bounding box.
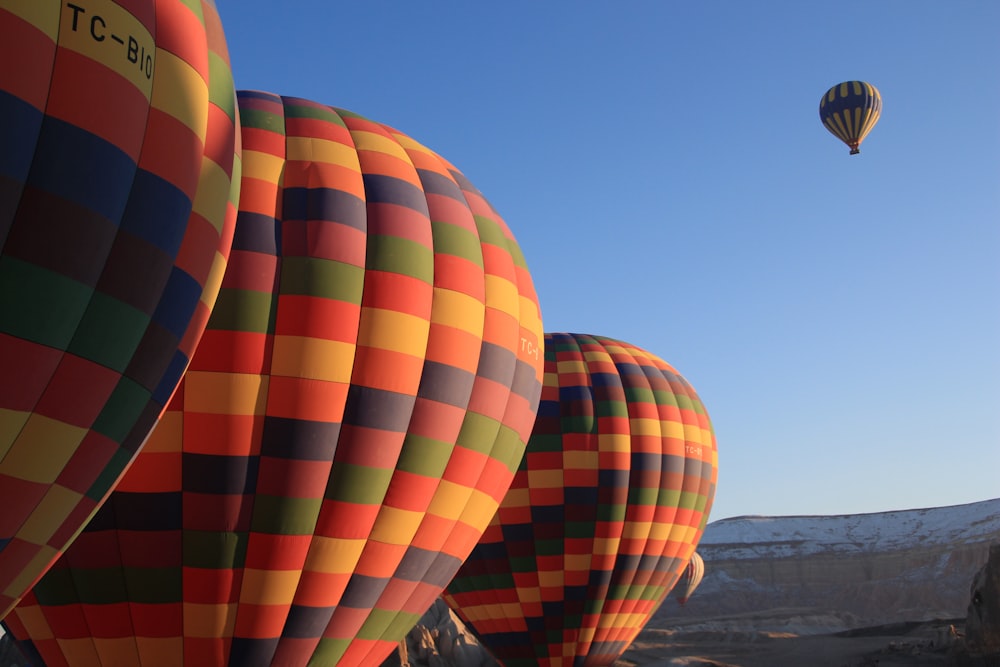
[618,612,964,667]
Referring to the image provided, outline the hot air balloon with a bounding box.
[2,91,544,667]
[819,80,882,155]
[0,0,240,619]
[676,551,704,605]
[443,332,718,667]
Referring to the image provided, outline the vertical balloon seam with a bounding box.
[0,0,160,653]
[533,332,586,664]
[276,94,350,663]
[592,340,659,659]
[4,2,142,435]
[696,387,719,529]
[300,96,367,664]
[189,84,282,662]
[348,108,426,664]
[264,95,343,665]
[324,124,460,665]
[570,334,621,663]
[609,347,684,655]
[347,144,488,667]
[634,349,686,644]
[444,324,549,660]
[450,190,530,634]
[122,0,241,509]
[169,31,242,661]
[0,3,55,251]
[648,359,694,605]
[436,203,543,651]
[67,0,186,466]
[682,375,718,591]
[469,512,520,645]
[857,91,880,142]
[318,105,437,666]
[442,315,543,650]
[120,0,199,414]
[524,331,575,667]
[654,368,702,613]
[0,2,156,559]
[226,90,291,666]
[109,491,143,664]
[433,200,540,649]
[545,332,586,662]
[689,370,718,531]
[524,329,556,651]
[85,3,229,662]
[371,141,542,667]
[285,99,382,665]
[554,332,598,664]
[478,218,545,649]
[0,1,60,250]
[210,87,267,663]
[175,0,242,380]
[631,360,698,647]
[559,332,601,661]
[653,364,701,615]
[66,493,130,664]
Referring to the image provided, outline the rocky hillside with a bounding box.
[655,497,1000,630]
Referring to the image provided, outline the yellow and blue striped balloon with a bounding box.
[819,80,882,155]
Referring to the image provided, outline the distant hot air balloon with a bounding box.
[443,333,718,667]
[0,0,240,619]
[676,551,704,605]
[2,91,544,667]
[819,80,882,155]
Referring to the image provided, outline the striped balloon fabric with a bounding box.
[0,0,240,619]
[675,551,704,605]
[818,80,882,154]
[444,332,718,667]
[3,91,544,667]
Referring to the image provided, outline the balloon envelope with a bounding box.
[819,80,882,154]
[443,332,718,667]
[676,551,704,605]
[3,91,544,667]
[0,0,240,619]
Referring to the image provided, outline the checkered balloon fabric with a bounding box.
[444,332,717,667]
[0,0,240,620]
[3,91,543,667]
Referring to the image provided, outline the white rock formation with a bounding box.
[656,498,1000,630]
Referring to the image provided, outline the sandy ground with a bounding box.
[615,616,965,667]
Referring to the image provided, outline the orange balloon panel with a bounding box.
[0,0,240,619]
[4,91,544,667]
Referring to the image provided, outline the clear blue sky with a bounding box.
[216,1,1000,521]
